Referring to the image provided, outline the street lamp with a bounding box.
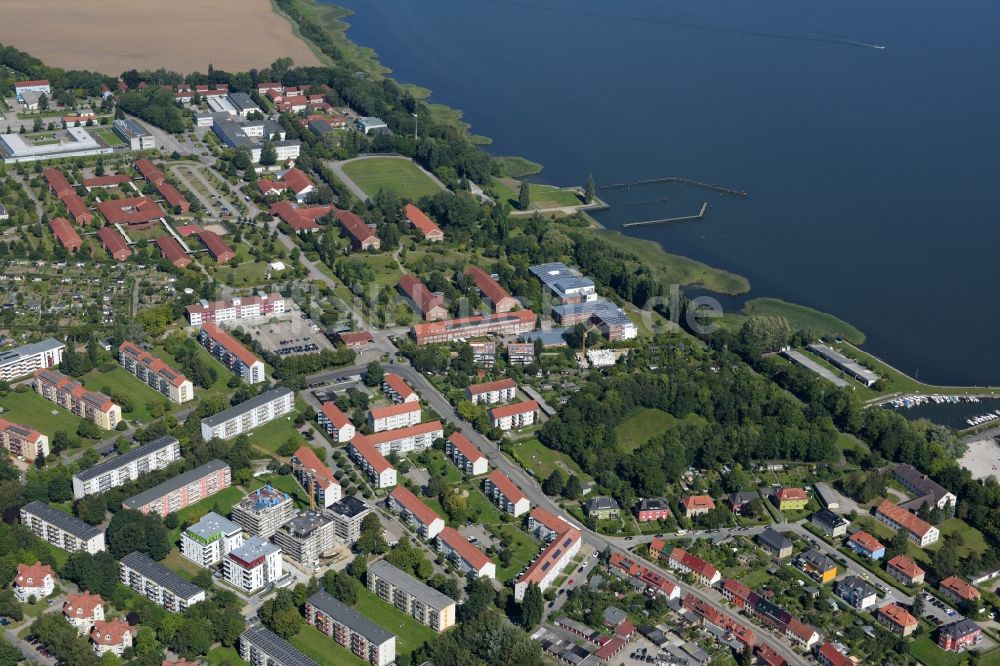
[412,112,418,140]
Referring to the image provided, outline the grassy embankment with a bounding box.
[720,298,866,345]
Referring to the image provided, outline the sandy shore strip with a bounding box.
[959,437,1000,480]
[0,0,321,75]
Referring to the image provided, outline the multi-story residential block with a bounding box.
[506,342,535,365]
[469,341,496,367]
[328,496,372,545]
[666,548,722,586]
[180,512,244,568]
[0,417,48,461]
[90,618,133,657]
[367,559,456,632]
[33,369,122,430]
[886,554,926,586]
[388,486,444,540]
[757,527,794,559]
[291,446,341,508]
[367,401,421,432]
[876,603,918,636]
[119,552,205,612]
[410,310,536,345]
[272,510,337,565]
[847,530,886,560]
[817,642,853,666]
[939,576,982,606]
[939,619,983,653]
[305,590,396,666]
[681,495,715,518]
[185,293,286,326]
[797,548,838,583]
[436,526,496,580]
[352,421,443,457]
[382,373,417,403]
[445,432,488,476]
[835,575,877,610]
[200,387,295,441]
[464,266,516,313]
[198,323,265,384]
[465,378,516,405]
[223,536,283,593]
[118,341,193,404]
[488,400,538,430]
[240,626,318,666]
[13,561,55,602]
[72,435,181,499]
[875,500,940,547]
[484,470,530,517]
[231,485,297,538]
[122,459,231,517]
[318,402,355,443]
[527,507,574,543]
[610,552,680,600]
[397,274,447,321]
[635,498,672,522]
[773,487,809,511]
[63,591,104,634]
[20,501,105,553]
[514,524,581,601]
[403,204,444,241]
[811,508,850,537]
[894,463,958,510]
[348,440,397,489]
[0,338,63,381]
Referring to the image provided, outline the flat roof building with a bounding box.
[231,485,297,538]
[122,459,231,517]
[272,510,337,565]
[328,496,371,544]
[200,387,295,441]
[807,343,879,387]
[21,501,105,554]
[0,126,112,163]
[0,339,63,381]
[113,119,156,150]
[180,511,244,568]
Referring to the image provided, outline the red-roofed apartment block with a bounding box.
[445,431,488,476]
[403,204,443,241]
[49,217,82,253]
[398,274,447,321]
[681,494,716,518]
[291,446,341,508]
[484,470,530,516]
[389,485,445,540]
[382,373,417,403]
[83,175,131,190]
[318,402,356,443]
[97,196,164,228]
[196,230,235,263]
[368,400,421,432]
[154,235,191,268]
[62,192,94,226]
[436,526,496,579]
[259,168,315,201]
[667,547,721,586]
[410,310,536,345]
[348,439,396,488]
[336,209,380,251]
[96,227,131,261]
[269,201,333,233]
[43,168,73,197]
[464,266,516,313]
[488,400,538,431]
[198,322,264,384]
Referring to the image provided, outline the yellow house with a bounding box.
[774,487,809,511]
[799,549,837,583]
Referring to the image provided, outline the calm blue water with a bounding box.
[327,0,1000,386]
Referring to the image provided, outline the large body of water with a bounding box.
[328,0,1000,386]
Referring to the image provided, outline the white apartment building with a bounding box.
[20,501,106,554]
[223,537,283,593]
[0,338,63,381]
[348,440,397,489]
[368,401,421,432]
[465,378,516,405]
[180,512,244,567]
[382,373,417,403]
[445,432,488,476]
[200,387,295,441]
[185,293,286,326]
[72,435,181,499]
[63,591,104,635]
[230,485,297,538]
[489,400,538,431]
[119,552,206,612]
[436,526,496,580]
[13,562,55,602]
[388,486,444,541]
[318,402,355,443]
[483,471,531,517]
[353,421,443,457]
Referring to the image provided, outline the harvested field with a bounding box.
[0,0,322,75]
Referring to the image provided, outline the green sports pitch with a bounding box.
[341,157,443,200]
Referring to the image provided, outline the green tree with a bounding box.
[38,93,49,111]
[542,469,566,496]
[364,361,384,387]
[563,474,582,500]
[259,140,278,166]
[518,181,530,210]
[324,569,358,604]
[520,583,543,628]
[584,173,596,203]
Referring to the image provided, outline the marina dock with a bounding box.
[622,202,708,228]
[601,176,748,197]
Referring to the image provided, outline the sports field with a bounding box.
[0,0,321,74]
[341,157,443,201]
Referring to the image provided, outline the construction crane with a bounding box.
[309,473,316,512]
[580,322,600,360]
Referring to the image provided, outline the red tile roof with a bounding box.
[530,506,572,534]
[438,525,492,571]
[270,201,334,232]
[467,378,516,395]
[336,209,378,246]
[464,266,513,308]
[97,196,164,226]
[682,495,716,511]
[668,547,720,581]
[62,192,93,225]
[723,578,752,601]
[120,341,189,387]
[787,618,817,643]
[201,322,261,367]
[15,79,49,87]
[384,373,415,400]
[487,470,527,504]
[158,182,189,211]
[411,310,537,343]
[83,175,130,188]
[135,158,165,185]
[96,227,131,260]
[404,203,443,239]
[281,167,314,195]
[64,591,104,619]
[320,402,352,429]
[369,401,420,421]
[91,618,132,646]
[154,235,191,268]
[391,485,442,527]
[776,487,808,502]
[43,168,73,196]
[876,500,935,538]
[447,432,485,463]
[488,400,538,420]
[293,446,338,489]
[887,555,924,580]
[398,274,445,316]
[353,421,443,449]
[337,331,374,347]
[518,526,581,587]
[14,562,54,587]
[49,217,82,252]
[197,230,234,262]
[649,537,665,555]
[818,643,852,666]
[940,575,981,602]
[350,439,393,474]
[878,603,917,628]
[848,530,884,553]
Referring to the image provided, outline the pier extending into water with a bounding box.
[601,176,748,197]
[626,197,671,207]
[623,202,708,228]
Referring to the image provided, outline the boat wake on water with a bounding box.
[480,0,885,50]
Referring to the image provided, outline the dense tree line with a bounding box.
[115,87,187,133]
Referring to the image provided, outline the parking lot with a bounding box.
[242,310,333,357]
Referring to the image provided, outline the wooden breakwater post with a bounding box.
[622,202,709,228]
[601,176,747,197]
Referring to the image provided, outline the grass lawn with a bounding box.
[911,636,964,666]
[614,409,705,454]
[93,127,125,146]
[162,548,203,581]
[152,343,232,402]
[80,367,170,423]
[354,586,437,657]
[528,183,583,208]
[495,156,543,178]
[510,437,591,482]
[358,253,403,290]
[206,645,249,666]
[853,514,987,565]
[489,523,540,582]
[291,624,367,666]
[341,157,443,201]
[976,648,1000,666]
[420,449,464,486]
[212,244,272,287]
[740,298,865,344]
[242,413,306,456]
[0,389,87,441]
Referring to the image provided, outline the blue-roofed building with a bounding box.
[529,262,597,303]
